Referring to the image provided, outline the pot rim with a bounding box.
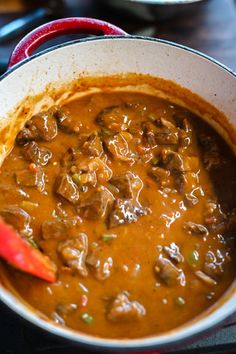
[103,0,205,6]
[0,34,236,351]
[1,35,235,81]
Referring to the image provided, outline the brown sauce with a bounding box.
[0,90,236,339]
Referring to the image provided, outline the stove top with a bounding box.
[1,301,236,354]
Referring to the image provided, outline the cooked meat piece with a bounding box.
[164,243,184,263]
[174,116,192,132]
[82,133,103,157]
[86,242,113,280]
[56,174,80,204]
[107,293,146,322]
[154,255,185,286]
[198,134,222,170]
[110,172,143,199]
[0,184,29,202]
[161,150,185,172]
[41,217,80,240]
[24,141,52,166]
[203,250,226,279]
[72,171,97,188]
[79,188,114,219]
[55,303,78,317]
[16,111,58,144]
[103,133,135,162]
[0,206,32,237]
[183,221,209,236]
[195,270,217,286]
[54,107,81,134]
[57,233,88,276]
[108,199,149,229]
[142,121,179,147]
[174,171,199,195]
[76,157,112,183]
[148,167,171,186]
[184,193,199,207]
[204,201,226,233]
[15,168,45,192]
[96,105,131,132]
[60,147,81,168]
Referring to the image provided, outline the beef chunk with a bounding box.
[41,217,80,240]
[96,105,131,133]
[174,171,198,195]
[54,107,80,134]
[0,206,32,237]
[103,133,135,162]
[198,134,222,170]
[204,201,226,233]
[154,256,185,286]
[86,242,113,280]
[79,188,114,219]
[75,157,112,184]
[108,199,148,229]
[110,172,143,199]
[161,150,185,172]
[56,174,80,204]
[24,141,52,166]
[81,133,103,157]
[142,120,178,147]
[16,111,58,144]
[183,221,209,236]
[57,233,88,276]
[15,168,45,192]
[60,147,81,168]
[0,184,29,202]
[163,243,184,263]
[107,293,146,322]
[203,250,226,280]
[148,167,171,186]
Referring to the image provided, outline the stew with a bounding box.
[0,89,236,339]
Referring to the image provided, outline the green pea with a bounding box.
[81,313,93,325]
[175,296,186,307]
[102,233,117,242]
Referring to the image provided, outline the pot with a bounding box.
[0,17,235,353]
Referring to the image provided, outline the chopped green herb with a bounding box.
[81,313,93,325]
[148,114,157,122]
[101,233,117,242]
[21,201,39,212]
[72,173,81,186]
[175,296,186,307]
[151,157,160,166]
[188,250,199,268]
[27,238,39,249]
[101,128,113,136]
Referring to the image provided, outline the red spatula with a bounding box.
[0,219,56,282]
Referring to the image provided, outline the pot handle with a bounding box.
[8,17,127,69]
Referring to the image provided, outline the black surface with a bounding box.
[1,299,236,354]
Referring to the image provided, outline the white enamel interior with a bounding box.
[0,36,236,350]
